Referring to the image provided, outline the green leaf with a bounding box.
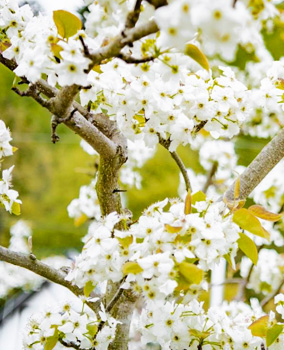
[248,315,269,337]
[184,44,210,71]
[53,10,82,39]
[223,253,234,268]
[178,261,203,285]
[84,281,95,297]
[233,208,270,241]
[87,323,98,337]
[248,205,282,222]
[11,201,21,216]
[184,189,192,215]
[237,232,258,265]
[122,261,143,275]
[45,332,58,350]
[266,324,284,347]
[191,191,206,205]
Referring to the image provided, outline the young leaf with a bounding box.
[184,44,210,71]
[237,232,258,265]
[87,323,98,337]
[233,208,270,241]
[266,324,284,347]
[184,189,192,215]
[53,10,82,39]
[179,261,203,285]
[45,333,58,350]
[248,315,269,337]
[74,214,88,227]
[191,191,206,205]
[122,261,143,275]
[84,281,95,297]
[164,224,183,233]
[11,201,21,216]
[248,205,282,222]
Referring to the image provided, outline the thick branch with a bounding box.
[0,246,99,314]
[0,54,118,158]
[224,128,284,202]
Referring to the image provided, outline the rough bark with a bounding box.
[224,128,284,202]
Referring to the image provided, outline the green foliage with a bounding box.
[237,232,258,265]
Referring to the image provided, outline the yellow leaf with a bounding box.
[179,261,203,285]
[191,191,206,205]
[84,281,95,297]
[248,315,269,337]
[237,232,258,265]
[0,39,10,53]
[248,205,282,222]
[164,224,182,233]
[92,65,103,74]
[184,189,192,215]
[53,10,82,39]
[11,202,21,216]
[50,43,63,59]
[184,44,210,71]
[117,235,133,248]
[122,261,143,275]
[233,208,270,241]
[74,214,88,227]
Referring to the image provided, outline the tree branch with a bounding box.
[203,161,218,194]
[124,0,142,29]
[117,53,156,64]
[89,20,159,67]
[159,137,192,192]
[261,277,284,308]
[224,128,284,202]
[0,54,119,158]
[0,246,99,314]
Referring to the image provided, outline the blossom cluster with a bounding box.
[134,299,266,350]
[24,299,118,350]
[0,119,21,214]
[67,197,240,300]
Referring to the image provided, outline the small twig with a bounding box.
[59,339,81,349]
[261,277,284,308]
[117,53,156,64]
[193,120,207,134]
[124,0,142,30]
[51,109,77,143]
[97,277,126,333]
[203,161,218,194]
[113,189,127,193]
[78,35,91,58]
[209,278,243,287]
[232,0,238,8]
[235,244,264,302]
[159,136,191,192]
